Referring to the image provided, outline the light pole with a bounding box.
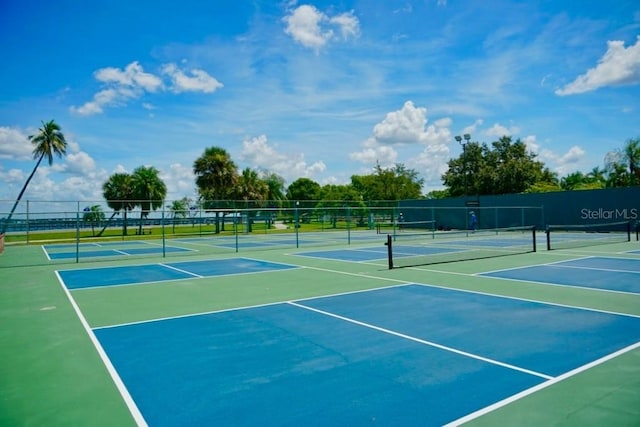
[455,134,471,197]
[456,134,472,232]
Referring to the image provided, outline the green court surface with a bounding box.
[1,233,639,426]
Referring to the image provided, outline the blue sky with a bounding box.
[1,0,639,206]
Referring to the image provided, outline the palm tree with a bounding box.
[100,172,136,236]
[604,137,640,187]
[605,162,631,188]
[193,147,238,201]
[82,205,105,236]
[235,168,268,201]
[193,147,238,233]
[1,120,67,234]
[261,171,286,204]
[260,171,286,228]
[234,168,268,232]
[132,166,167,235]
[622,137,640,185]
[168,198,189,232]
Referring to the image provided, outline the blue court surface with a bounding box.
[213,239,319,249]
[44,241,194,260]
[57,258,298,290]
[295,246,389,262]
[433,237,531,247]
[481,256,640,294]
[93,284,640,426]
[297,245,469,263]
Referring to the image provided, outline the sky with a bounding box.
[1,0,640,208]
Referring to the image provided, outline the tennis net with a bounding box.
[376,220,436,235]
[545,221,631,250]
[385,226,537,269]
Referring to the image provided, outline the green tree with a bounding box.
[605,162,631,188]
[586,167,606,187]
[350,174,377,201]
[101,172,136,236]
[604,137,640,187]
[560,168,607,190]
[132,166,167,235]
[261,171,286,204]
[82,205,105,236]
[316,184,365,228]
[168,198,190,232]
[621,137,640,185]
[193,147,238,203]
[234,168,268,202]
[1,120,68,234]
[443,136,546,195]
[526,168,561,193]
[352,162,423,201]
[286,177,321,204]
[193,147,238,232]
[560,171,587,190]
[425,189,450,199]
[234,168,269,232]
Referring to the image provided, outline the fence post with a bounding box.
[162,207,166,258]
[75,201,80,263]
[385,234,393,269]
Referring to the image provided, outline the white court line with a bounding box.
[54,271,148,427]
[475,268,639,297]
[91,261,640,328]
[549,263,640,274]
[158,263,203,278]
[444,340,640,426]
[288,300,554,380]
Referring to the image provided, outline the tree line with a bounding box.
[2,120,639,237]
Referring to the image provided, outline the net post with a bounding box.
[532,226,537,252]
[545,226,551,251]
[626,221,631,242]
[385,234,393,269]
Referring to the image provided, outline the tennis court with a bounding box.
[1,228,639,426]
[43,240,196,260]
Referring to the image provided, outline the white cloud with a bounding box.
[556,36,640,95]
[408,143,451,183]
[239,134,326,182]
[485,123,520,138]
[459,119,484,138]
[351,101,451,176]
[349,138,399,167]
[62,152,97,175]
[330,12,360,39]
[94,61,163,92]
[162,64,223,93]
[161,163,196,199]
[372,101,451,146]
[0,126,32,160]
[113,164,129,174]
[284,5,332,51]
[535,141,586,176]
[283,5,359,52]
[373,101,429,145]
[71,61,223,115]
[0,168,26,190]
[523,135,539,153]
